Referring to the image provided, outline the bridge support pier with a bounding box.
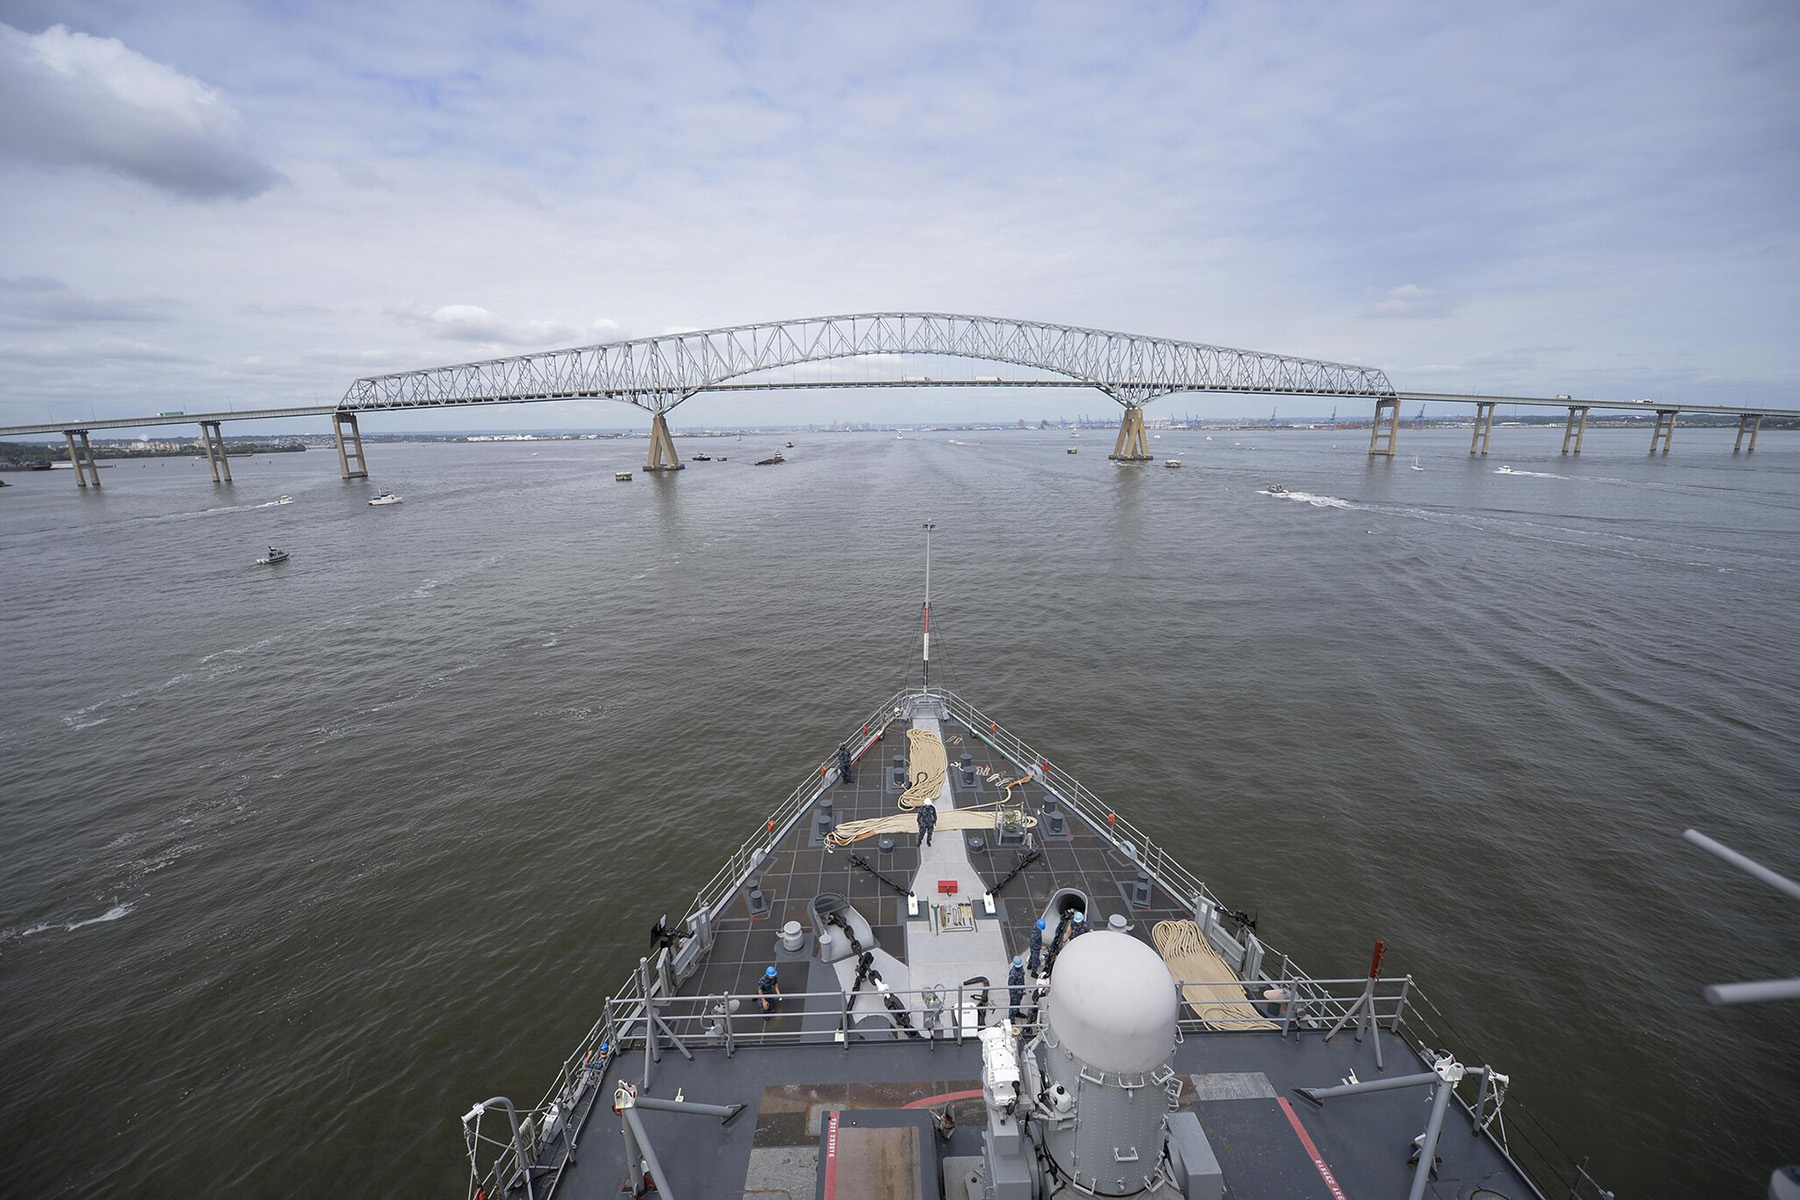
[1561,406,1589,455]
[333,411,368,479]
[199,421,233,483]
[1469,402,1497,457]
[1367,399,1399,457]
[644,412,683,472]
[1734,413,1762,454]
[1109,405,1152,461]
[1649,410,1677,455]
[62,429,101,488]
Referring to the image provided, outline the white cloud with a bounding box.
[395,305,623,348]
[0,275,171,327]
[1367,285,1456,319]
[0,22,281,200]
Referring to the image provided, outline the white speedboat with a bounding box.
[1164,459,1182,468]
[368,492,403,506]
[255,547,289,565]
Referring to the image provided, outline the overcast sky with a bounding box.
[1,0,1796,434]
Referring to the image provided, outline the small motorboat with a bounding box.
[785,441,795,449]
[615,471,633,482]
[368,492,402,506]
[276,495,293,504]
[755,452,785,466]
[1067,447,1078,455]
[690,453,712,462]
[717,455,727,462]
[1164,459,1182,468]
[256,547,289,565]
[1267,484,1289,494]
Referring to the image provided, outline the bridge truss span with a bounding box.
[338,312,1397,415]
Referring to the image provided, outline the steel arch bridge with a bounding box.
[337,312,1395,468]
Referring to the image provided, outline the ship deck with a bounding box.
[480,695,1549,1200]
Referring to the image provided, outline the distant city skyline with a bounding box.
[3,3,1795,432]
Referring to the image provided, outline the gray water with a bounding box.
[2,427,1796,1198]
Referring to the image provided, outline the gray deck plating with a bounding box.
[529,709,1542,1200]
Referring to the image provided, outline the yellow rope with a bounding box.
[1151,920,1278,1031]
[897,728,948,810]
[825,808,1038,848]
[823,729,1037,848]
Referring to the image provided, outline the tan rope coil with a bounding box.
[825,805,1038,848]
[897,728,948,810]
[1151,919,1278,1031]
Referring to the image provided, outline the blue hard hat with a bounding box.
[1012,955,1023,968]
[1073,911,1085,922]
[1035,918,1045,931]
[765,966,777,977]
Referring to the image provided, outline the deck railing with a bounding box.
[463,687,1611,1200]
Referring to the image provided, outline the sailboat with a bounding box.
[1410,454,1424,472]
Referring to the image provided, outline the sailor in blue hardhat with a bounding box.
[757,965,782,1013]
[1028,917,1045,975]
[1068,910,1088,941]
[1008,954,1026,1022]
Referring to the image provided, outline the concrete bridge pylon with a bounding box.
[333,411,368,479]
[200,420,233,483]
[1109,405,1153,462]
[62,429,101,488]
[644,412,683,472]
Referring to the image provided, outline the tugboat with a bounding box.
[367,491,403,506]
[755,451,785,466]
[690,453,713,462]
[254,546,289,565]
[457,527,1601,1200]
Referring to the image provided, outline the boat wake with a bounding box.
[1261,488,1357,510]
[3,901,137,948]
[65,902,135,931]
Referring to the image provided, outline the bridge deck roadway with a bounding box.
[0,405,338,438]
[4,386,1796,440]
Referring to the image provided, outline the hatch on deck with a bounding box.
[820,1109,941,1200]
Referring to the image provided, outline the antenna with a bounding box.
[921,521,935,689]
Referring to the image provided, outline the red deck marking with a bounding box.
[901,1088,984,1109]
[1276,1097,1348,1200]
[822,1108,840,1198]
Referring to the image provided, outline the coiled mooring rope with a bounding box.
[897,728,948,810]
[1151,919,1278,1031]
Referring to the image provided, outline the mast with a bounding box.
[921,520,935,689]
